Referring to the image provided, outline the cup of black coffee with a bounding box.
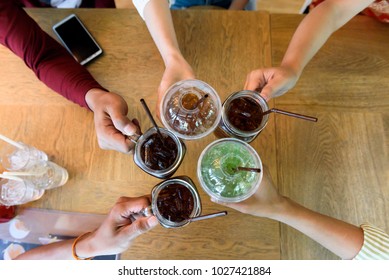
[148,176,202,228]
[216,90,269,143]
[133,127,186,179]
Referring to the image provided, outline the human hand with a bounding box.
[157,55,195,119]
[212,167,286,219]
[85,88,141,154]
[82,196,159,257]
[244,66,299,101]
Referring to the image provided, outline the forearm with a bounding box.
[281,0,374,76]
[16,233,96,260]
[15,239,75,260]
[0,0,106,108]
[141,0,184,66]
[272,198,364,259]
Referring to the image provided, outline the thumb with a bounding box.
[123,216,159,239]
[258,85,273,101]
[111,114,139,136]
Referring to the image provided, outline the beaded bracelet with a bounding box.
[72,232,93,260]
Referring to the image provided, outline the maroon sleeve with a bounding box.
[0,0,107,108]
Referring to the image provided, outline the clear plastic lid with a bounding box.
[160,79,222,140]
[197,138,262,203]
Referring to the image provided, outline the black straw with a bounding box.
[235,166,262,173]
[262,108,318,122]
[194,94,209,109]
[140,99,166,143]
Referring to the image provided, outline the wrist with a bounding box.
[267,196,293,221]
[280,60,303,79]
[74,231,99,259]
[85,88,109,112]
[163,51,186,68]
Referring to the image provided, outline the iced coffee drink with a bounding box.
[160,79,221,140]
[217,90,269,143]
[134,127,185,179]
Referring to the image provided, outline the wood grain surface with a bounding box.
[0,9,278,259]
[270,14,389,259]
[2,9,386,261]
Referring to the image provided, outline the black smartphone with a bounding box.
[52,14,103,65]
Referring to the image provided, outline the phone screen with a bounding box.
[53,15,102,65]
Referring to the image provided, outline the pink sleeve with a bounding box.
[0,0,107,108]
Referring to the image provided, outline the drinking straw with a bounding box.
[0,174,24,182]
[189,211,227,222]
[262,108,318,122]
[234,167,262,173]
[0,134,24,149]
[140,99,166,144]
[194,94,209,109]
[3,170,45,177]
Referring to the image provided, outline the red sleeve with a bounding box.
[0,0,107,108]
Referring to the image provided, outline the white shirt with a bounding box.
[132,0,154,20]
[51,0,82,8]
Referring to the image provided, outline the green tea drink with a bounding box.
[197,138,262,202]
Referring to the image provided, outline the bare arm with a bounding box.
[281,0,375,77]
[273,197,363,259]
[216,168,364,259]
[245,0,374,100]
[16,197,158,260]
[142,0,182,66]
[133,0,195,116]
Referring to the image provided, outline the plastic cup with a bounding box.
[133,127,186,179]
[197,138,263,203]
[217,90,269,143]
[160,79,222,140]
[25,161,69,190]
[0,142,48,171]
[146,176,202,228]
[0,178,44,206]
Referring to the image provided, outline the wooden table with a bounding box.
[271,14,389,259]
[0,9,388,260]
[0,9,278,260]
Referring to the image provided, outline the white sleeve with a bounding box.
[132,0,153,20]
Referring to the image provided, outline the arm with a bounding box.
[133,0,195,117]
[0,0,140,153]
[215,168,364,259]
[245,0,375,100]
[0,0,102,107]
[229,0,249,10]
[16,196,158,259]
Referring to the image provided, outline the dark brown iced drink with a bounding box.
[217,90,270,143]
[161,79,222,140]
[140,133,178,171]
[156,183,194,223]
[227,97,263,132]
[134,127,185,179]
[150,176,201,228]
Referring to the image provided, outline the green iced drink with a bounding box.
[197,138,262,202]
